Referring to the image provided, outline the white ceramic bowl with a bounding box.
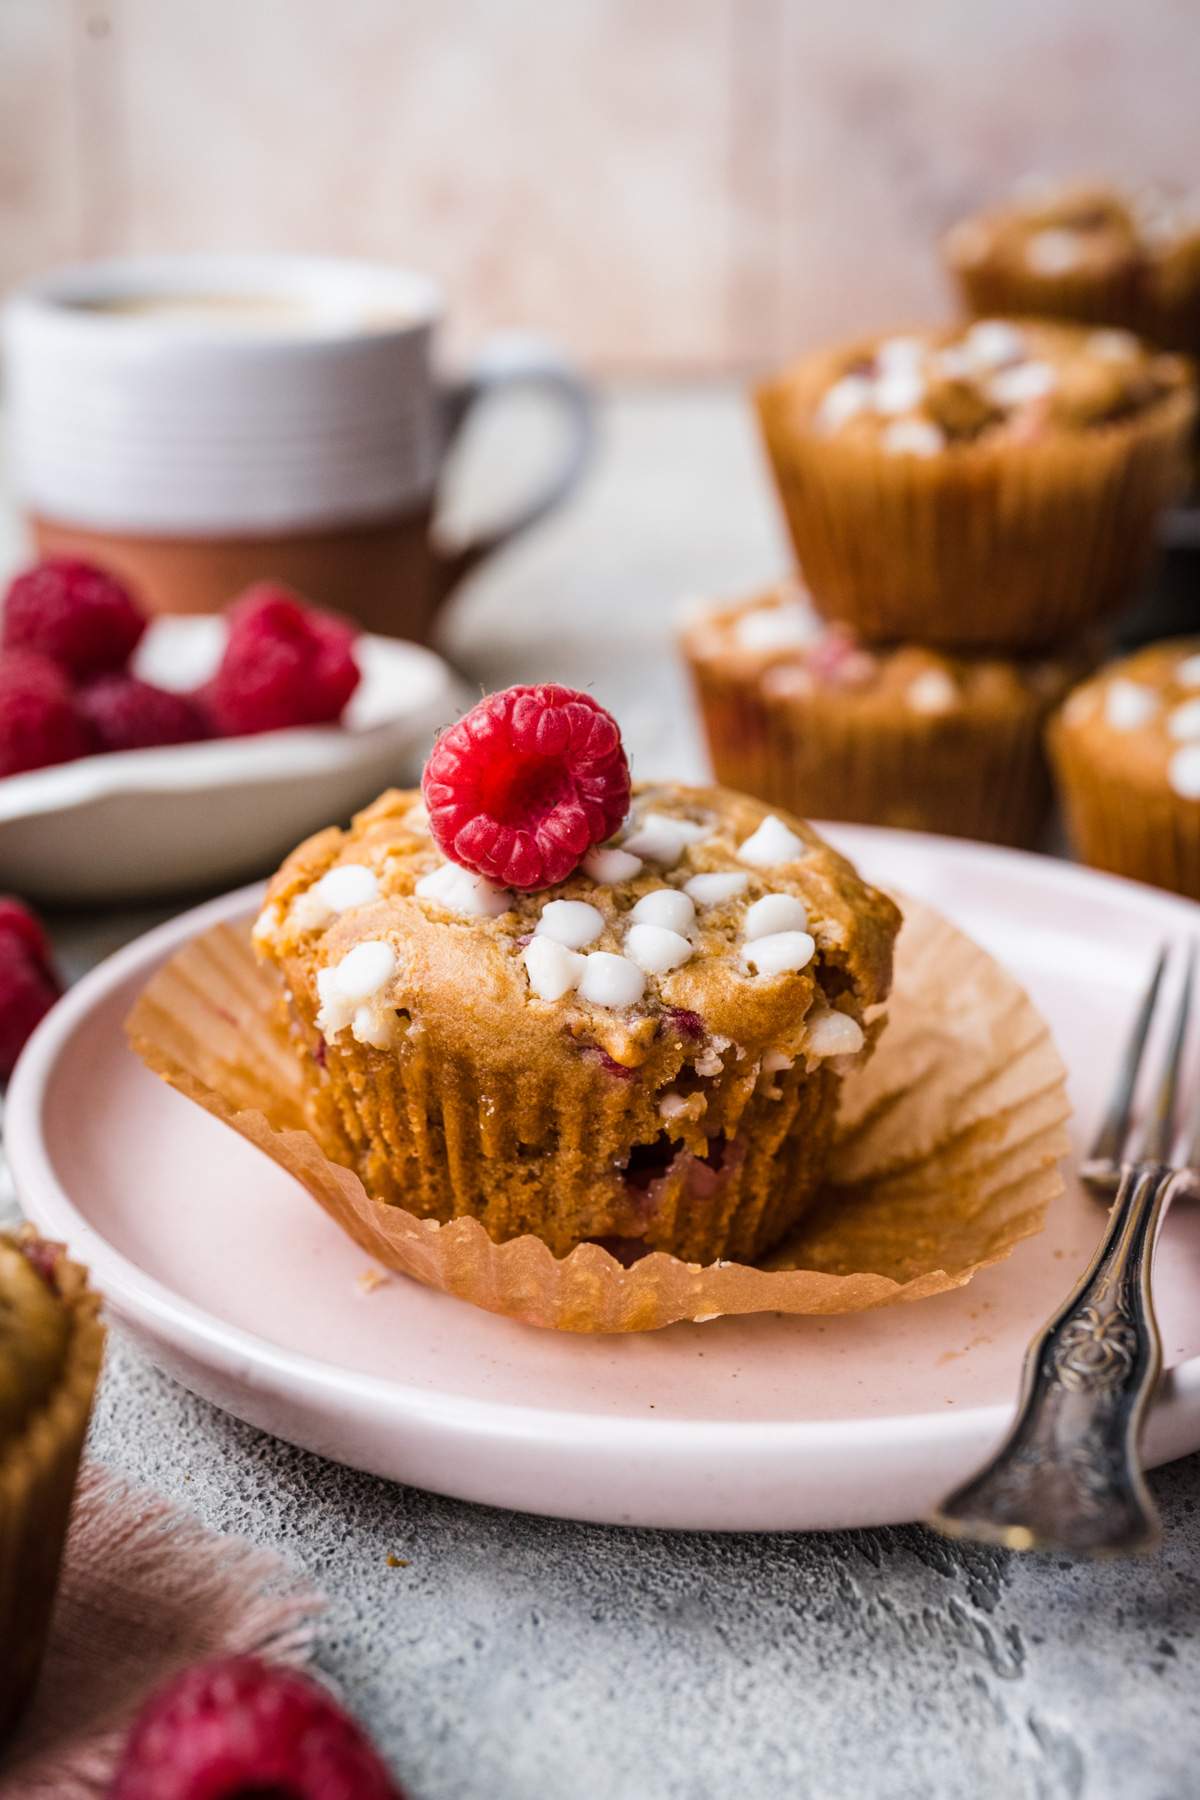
[0,615,465,904]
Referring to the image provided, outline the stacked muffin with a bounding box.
[686,313,1195,848]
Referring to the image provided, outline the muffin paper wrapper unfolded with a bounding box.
[125,896,1071,1333]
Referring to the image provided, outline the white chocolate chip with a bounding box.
[1168,699,1200,741]
[1169,744,1200,800]
[1105,678,1159,732]
[743,930,816,976]
[881,417,944,457]
[762,1049,794,1073]
[576,952,646,1009]
[584,844,643,884]
[743,893,808,940]
[1025,227,1082,274]
[251,905,281,948]
[414,861,512,919]
[330,940,396,1003]
[873,368,926,416]
[523,936,587,1001]
[813,374,873,435]
[875,335,927,375]
[630,888,695,935]
[316,863,379,913]
[622,813,707,864]
[737,815,805,867]
[987,360,1057,408]
[733,600,823,653]
[659,1090,691,1121]
[352,1005,394,1049]
[684,872,749,906]
[906,669,958,715]
[1177,654,1200,688]
[1087,328,1139,363]
[962,319,1027,371]
[805,1007,865,1056]
[625,923,693,975]
[535,899,605,949]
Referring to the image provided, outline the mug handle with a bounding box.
[431,330,595,602]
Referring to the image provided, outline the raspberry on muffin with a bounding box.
[253,687,899,1268]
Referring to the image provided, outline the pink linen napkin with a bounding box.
[0,1461,324,1798]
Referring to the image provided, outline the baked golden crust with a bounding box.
[756,321,1195,650]
[1051,638,1200,898]
[683,584,1087,846]
[254,782,900,1262]
[944,181,1200,358]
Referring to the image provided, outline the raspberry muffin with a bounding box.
[944,180,1200,359]
[756,318,1194,650]
[1,1228,104,1742]
[253,685,899,1267]
[1050,639,1200,898]
[683,584,1085,847]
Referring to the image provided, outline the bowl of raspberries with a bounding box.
[0,559,463,903]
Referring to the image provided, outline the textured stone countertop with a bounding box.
[7,387,1200,1800]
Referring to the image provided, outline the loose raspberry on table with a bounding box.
[1,557,146,678]
[0,651,92,776]
[422,684,631,889]
[109,1655,407,1800]
[202,585,360,737]
[0,895,61,1078]
[77,674,209,753]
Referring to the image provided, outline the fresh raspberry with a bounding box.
[0,651,93,776]
[0,896,61,1078]
[422,685,630,889]
[1,557,146,678]
[77,674,209,753]
[109,1656,407,1800]
[202,586,360,737]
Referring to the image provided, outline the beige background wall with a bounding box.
[2,0,1198,375]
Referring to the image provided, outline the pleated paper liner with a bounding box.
[125,896,1071,1334]
[1050,717,1200,902]
[1,1232,106,1743]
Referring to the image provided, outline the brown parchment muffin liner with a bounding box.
[1050,715,1200,900]
[1,1231,105,1743]
[684,628,1082,851]
[756,350,1195,652]
[126,896,1070,1333]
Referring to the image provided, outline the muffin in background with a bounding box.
[944,180,1200,359]
[252,772,899,1270]
[1050,638,1200,900]
[683,584,1085,849]
[756,318,1194,651]
[0,1228,105,1743]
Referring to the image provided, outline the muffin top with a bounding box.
[944,180,1200,288]
[0,1232,70,1452]
[767,318,1191,460]
[1055,639,1200,801]
[683,583,1085,714]
[255,781,899,1080]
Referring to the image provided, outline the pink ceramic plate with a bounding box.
[10,826,1200,1531]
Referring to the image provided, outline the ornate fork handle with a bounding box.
[931,1161,1183,1557]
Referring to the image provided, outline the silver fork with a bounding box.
[929,944,1197,1558]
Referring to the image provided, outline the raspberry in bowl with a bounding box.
[252,684,899,1268]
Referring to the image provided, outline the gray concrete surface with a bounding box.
[9,387,1200,1798]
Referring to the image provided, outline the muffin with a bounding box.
[944,180,1200,359]
[252,687,899,1268]
[1050,638,1200,898]
[1,1227,105,1742]
[683,583,1086,847]
[756,318,1195,650]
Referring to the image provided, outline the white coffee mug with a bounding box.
[1,254,594,639]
